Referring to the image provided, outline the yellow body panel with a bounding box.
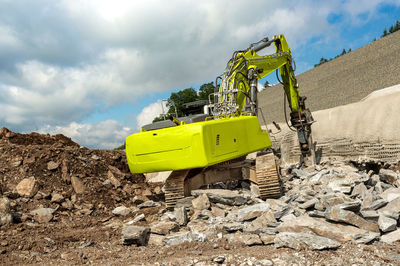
[126,116,271,173]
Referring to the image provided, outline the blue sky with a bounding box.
[0,0,399,149]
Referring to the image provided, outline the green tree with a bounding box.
[340,48,347,56]
[198,82,215,101]
[382,28,388,37]
[168,88,198,116]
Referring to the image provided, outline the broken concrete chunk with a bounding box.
[274,232,341,250]
[378,215,397,233]
[16,177,39,197]
[121,225,150,246]
[192,193,210,210]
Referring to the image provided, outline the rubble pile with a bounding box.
[0,127,161,225]
[1,127,399,264]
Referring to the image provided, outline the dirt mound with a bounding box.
[0,128,159,215]
[0,127,79,147]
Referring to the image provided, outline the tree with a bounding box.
[198,82,215,101]
[382,28,388,37]
[340,48,347,56]
[167,88,198,116]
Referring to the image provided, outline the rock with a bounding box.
[61,160,70,183]
[132,195,149,205]
[336,201,361,212]
[70,176,86,194]
[353,231,380,244]
[368,199,388,210]
[213,255,226,264]
[292,168,309,178]
[192,209,210,220]
[112,206,131,216]
[236,202,270,222]
[379,197,400,213]
[308,210,326,218]
[0,197,10,213]
[325,206,379,232]
[380,187,400,202]
[277,216,368,243]
[145,171,172,183]
[381,228,400,244]
[174,207,188,226]
[30,208,55,223]
[174,197,194,209]
[138,201,160,209]
[126,214,145,225]
[227,232,262,246]
[379,169,398,184]
[192,193,210,210]
[298,198,318,209]
[260,234,275,245]
[191,189,248,206]
[0,213,13,226]
[121,225,150,246]
[246,211,276,232]
[47,161,59,171]
[210,206,225,217]
[16,177,39,197]
[151,222,179,235]
[280,213,296,222]
[275,232,341,250]
[221,222,245,233]
[378,209,399,220]
[378,215,397,233]
[50,193,64,203]
[351,183,368,199]
[147,234,164,246]
[250,183,260,198]
[163,231,206,245]
[107,170,121,188]
[360,210,379,222]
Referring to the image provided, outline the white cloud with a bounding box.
[39,120,131,149]
[136,100,167,129]
[0,0,399,145]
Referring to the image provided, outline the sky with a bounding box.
[0,0,399,149]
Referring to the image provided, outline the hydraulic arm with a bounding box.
[212,34,315,162]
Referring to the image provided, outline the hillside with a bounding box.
[258,30,400,123]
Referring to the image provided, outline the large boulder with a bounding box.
[236,202,270,222]
[192,193,210,210]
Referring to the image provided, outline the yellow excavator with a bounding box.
[126,34,315,208]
